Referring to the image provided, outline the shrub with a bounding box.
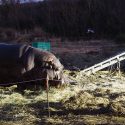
[115,33,125,44]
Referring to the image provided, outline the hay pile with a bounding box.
[109,95,125,115]
[63,90,125,115]
[63,91,109,110]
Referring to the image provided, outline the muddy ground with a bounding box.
[1,40,125,124]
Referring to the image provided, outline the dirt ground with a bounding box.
[51,39,125,70]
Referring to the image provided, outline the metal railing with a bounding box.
[80,52,125,76]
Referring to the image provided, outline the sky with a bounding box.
[20,0,44,3]
[0,0,44,4]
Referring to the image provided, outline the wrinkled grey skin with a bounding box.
[0,43,65,89]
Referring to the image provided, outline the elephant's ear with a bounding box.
[22,48,35,72]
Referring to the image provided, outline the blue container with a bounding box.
[32,41,51,51]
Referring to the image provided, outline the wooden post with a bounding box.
[46,74,50,117]
[117,60,121,77]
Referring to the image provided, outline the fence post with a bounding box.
[45,74,50,117]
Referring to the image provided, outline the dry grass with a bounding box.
[1,70,125,124]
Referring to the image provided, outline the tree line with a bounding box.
[0,0,125,39]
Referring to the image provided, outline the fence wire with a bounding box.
[0,77,62,86]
